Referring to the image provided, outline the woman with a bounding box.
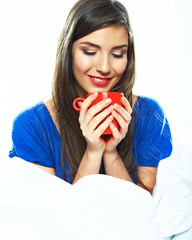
[9,0,172,194]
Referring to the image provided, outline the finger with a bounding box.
[83,98,112,126]
[112,110,129,134]
[78,102,82,108]
[110,122,121,141]
[79,92,98,122]
[88,105,114,133]
[113,103,131,123]
[93,114,114,137]
[121,97,132,115]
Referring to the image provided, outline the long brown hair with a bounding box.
[52,0,137,182]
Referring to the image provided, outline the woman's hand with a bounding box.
[102,97,132,182]
[74,92,114,184]
[104,97,132,153]
[78,92,114,154]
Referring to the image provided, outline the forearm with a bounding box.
[103,150,133,183]
[72,148,103,184]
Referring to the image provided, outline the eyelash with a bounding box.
[83,50,96,56]
[112,54,123,59]
[82,50,124,58]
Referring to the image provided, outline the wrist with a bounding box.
[86,146,104,160]
[103,149,119,162]
[103,150,133,183]
[72,147,103,184]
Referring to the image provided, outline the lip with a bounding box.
[88,75,112,87]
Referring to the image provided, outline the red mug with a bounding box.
[73,92,124,135]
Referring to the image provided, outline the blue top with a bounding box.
[9,97,172,183]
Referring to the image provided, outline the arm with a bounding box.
[33,163,56,176]
[103,151,157,194]
[137,166,157,194]
[103,97,158,194]
[72,148,103,184]
[103,150,133,182]
[104,96,172,194]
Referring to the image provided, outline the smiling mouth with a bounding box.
[88,75,112,82]
[89,75,112,80]
[88,75,112,87]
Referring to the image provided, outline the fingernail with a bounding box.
[114,103,121,110]
[92,92,98,98]
[105,98,111,104]
[112,110,118,116]
[107,105,113,111]
[108,115,114,120]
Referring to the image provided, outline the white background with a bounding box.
[0,0,192,156]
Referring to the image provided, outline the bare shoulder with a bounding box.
[44,98,60,133]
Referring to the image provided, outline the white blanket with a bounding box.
[0,156,160,240]
[153,144,192,239]
[0,143,192,240]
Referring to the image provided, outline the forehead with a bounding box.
[75,25,128,47]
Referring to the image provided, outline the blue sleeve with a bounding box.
[9,106,55,168]
[133,97,173,167]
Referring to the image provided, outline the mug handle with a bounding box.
[73,97,85,111]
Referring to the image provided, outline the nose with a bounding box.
[96,53,111,75]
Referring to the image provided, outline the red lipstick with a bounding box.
[88,75,111,87]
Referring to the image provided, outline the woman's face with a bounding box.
[72,25,128,97]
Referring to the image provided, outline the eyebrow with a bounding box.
[79,41,128,50]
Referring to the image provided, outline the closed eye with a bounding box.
[112,53,123,59]
[112,49,127,59]
[83,49,97,56]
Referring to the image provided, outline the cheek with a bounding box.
[73,53,93,74]
[113,59,128,76]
